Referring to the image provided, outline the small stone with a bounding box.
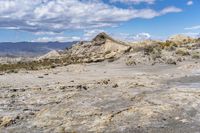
[82,86,88,90]
[175,117,180,120]
[10,89,17,92]
[29,112,35,115]
[20,89,26,92]
[180,119,188,123]
[55,127,65,133]
[102,79,110,85]
[166,58,177,65]
[59,86,67,90]
[77,85,88,90]
[112,84,118,88]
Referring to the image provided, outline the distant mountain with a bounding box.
[0,41,77,57]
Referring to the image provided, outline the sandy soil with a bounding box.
[0,60,200,132]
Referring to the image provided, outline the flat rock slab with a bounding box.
[0,61,200,132]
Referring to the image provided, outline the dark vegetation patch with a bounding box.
[0,55,84,72]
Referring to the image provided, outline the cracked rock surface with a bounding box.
[0,60,200,132]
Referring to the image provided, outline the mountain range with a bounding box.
[0,41,76,57]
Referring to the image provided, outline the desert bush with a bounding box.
[144,46,153,55]
[166,58,177,65]
[160,41,177,49]
[107,57,116,62]
[126,59,136,66]
[175,48,190,56]
[192,52,200,59]
[152,47,162,59]
[7,69,18,73]
[104,50,111,55]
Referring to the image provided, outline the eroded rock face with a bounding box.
[92,32,107,45]
[66,32,131,63]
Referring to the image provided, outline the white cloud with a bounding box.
[111,32,151,41]
[0,0,182,33]
[182,32,199,38]
[185,25,200,30]
[133,32,151,40]
[34,31,63,35]
[160,6,182,15]
[110,0,156,4]
[187,1,193,6]
[83,29,105,40]
[33,36,81,42]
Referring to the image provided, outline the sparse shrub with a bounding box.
[151,48,162,60]
[175,48,190,56]
[7,69,18,73]
[177,57,183,62]
[107,57,116,62]
[112,83,118,88]
[165,45,176,51]
[186,45,193,50]
[50,65,56,68]
[104,50,111,55]
[126,59,136,66]
[192,52,200,59]
[144,45,154,55]
[160,41,177,49]
[166,58,177,65]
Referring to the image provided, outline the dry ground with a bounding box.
[0,60,200,133]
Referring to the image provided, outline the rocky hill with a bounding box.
[62,33,200,65]
[65,32,131,62]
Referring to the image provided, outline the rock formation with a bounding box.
[66,32,131,62]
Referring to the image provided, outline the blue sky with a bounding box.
[0,0,199,42]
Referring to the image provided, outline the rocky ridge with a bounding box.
[63,33,200,66]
